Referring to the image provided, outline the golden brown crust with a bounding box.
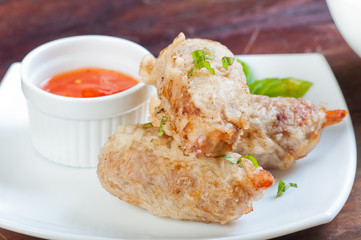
[140,33,250,157]
[140,33,347,170]
[233,95,326,169]
[97,125,275,224]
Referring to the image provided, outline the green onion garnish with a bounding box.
[187,67,194,77]
[241,154,259,168]
[188,49,215,76]
[143,122,153,129]
[223,155,238,164]
[222,155,243,168]
[222,56,234,70]
[276,180,298,197]
[157,116,168,136]
[238,159,243,168]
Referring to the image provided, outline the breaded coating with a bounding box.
[234,95,326,169]
[141,33,346,169]
[149,94,346,169]
[140,33,250,157]
[97,125,275,224]
[239,95,346,169]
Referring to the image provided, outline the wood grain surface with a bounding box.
[0,0,360,239]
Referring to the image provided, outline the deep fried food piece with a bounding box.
[97,124,275,224]
[141,33,347,169]
[148,92,346,169]
[233,95,347,169]
[140,33,250,157]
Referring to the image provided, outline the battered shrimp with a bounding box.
[140,33,250,157]
[97,124,275,224]
[141,33,347,169]
[233,95,347,169]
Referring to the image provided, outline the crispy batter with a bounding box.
[233,95,326,169]
[148,93,344,169]
[141,33,346,169]
[140,33,250,157]
[97,125,275,224]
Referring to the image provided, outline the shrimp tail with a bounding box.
[323,109,347,128]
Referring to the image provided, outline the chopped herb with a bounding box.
[191,50,205,68]
[204,61,215,74]
[222,56,235,70]
[188,49,215,76]
[223,155,238,164]
[188,67,194,77]
[276,180,298,197]
[223,154,258,168]
[241,154,259,168]
[157,116,168,136]
[237,158,243,168]
[143,122,153,129]
[222,155,243,168]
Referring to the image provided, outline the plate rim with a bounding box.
[0,53,357,240]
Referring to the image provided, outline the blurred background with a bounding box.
[1,0,361,78]
[0,0,360,239]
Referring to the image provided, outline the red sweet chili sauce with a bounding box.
[40,68,139,98]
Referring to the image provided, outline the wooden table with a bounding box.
[0,0,360,239]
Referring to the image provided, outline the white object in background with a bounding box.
[21,35,155,167]
[327,0,361,58]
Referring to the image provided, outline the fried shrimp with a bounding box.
[97,124,275,224]
[233,95,347,169]
[140,33,250,157]
[140,33,347,169]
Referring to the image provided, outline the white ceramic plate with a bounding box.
[0,54,356,240]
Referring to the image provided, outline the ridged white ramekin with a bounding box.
[21,35,154,167]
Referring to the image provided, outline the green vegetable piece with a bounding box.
[277,180,286,197]
[223,155,238,164]
[203,61,215,74]
[241,154,259,168]
[222,56,235,70]
[248,77,312,98]
[223,155,243,168]
[238,59,256,85]
[237,157,243,168]
[143,122,153,129]
[189,49,215,76]
[276,180,298,197]
[191,50,205,67]
[188,67,195,77]
[157,116,168,136]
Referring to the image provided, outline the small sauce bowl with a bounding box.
[21,35,154,167]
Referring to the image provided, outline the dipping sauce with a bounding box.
[40,68,139,98]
